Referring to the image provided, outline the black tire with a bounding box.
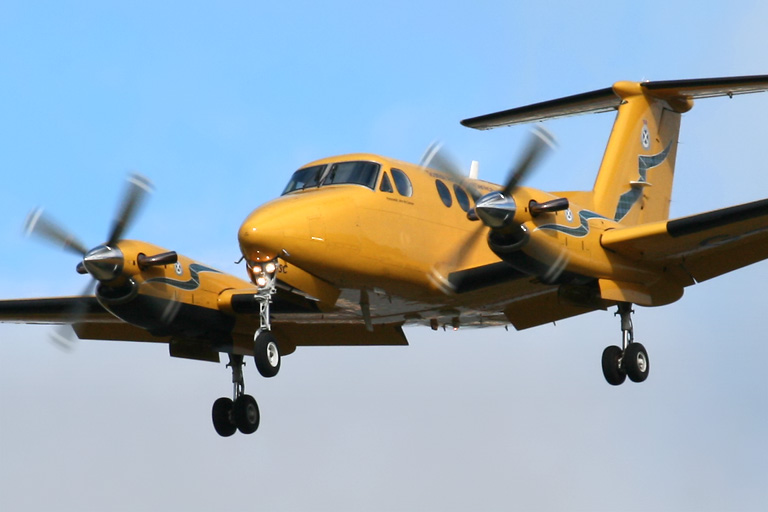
[624,343,650,383]
[601,345,626,386]
[233,394,260,434]
[254,330,281,378]
[212,397,237,437]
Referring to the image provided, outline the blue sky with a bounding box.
[1,1,767,511]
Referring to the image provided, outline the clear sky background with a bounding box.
[1,1,767,511]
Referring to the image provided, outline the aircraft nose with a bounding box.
[238,207,287,263]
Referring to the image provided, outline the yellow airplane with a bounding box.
[2,75,767,437]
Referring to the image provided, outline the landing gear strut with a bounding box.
[253,296,281,378]
[250,260,281,378]
[601,303,650,385]
[211,354,260,437]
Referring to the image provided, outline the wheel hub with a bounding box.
[635,352,647,373]
[244,403,258,424]
[267,341,279,367]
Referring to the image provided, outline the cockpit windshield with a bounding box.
[281,165,325,194]
[282,161,381,195]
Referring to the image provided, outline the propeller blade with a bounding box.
[49,280,97,351]
[501,127,556,197]
[429,223,488,294]
[420,141,484,201]
[420,141,465,176]
[24,208,89,256]
[107,173,153,245]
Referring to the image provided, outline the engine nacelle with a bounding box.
[92,240,253,346]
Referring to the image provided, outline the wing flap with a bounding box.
[271,322,408,351]
[504,289,601,330]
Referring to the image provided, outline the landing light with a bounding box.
[246,258,278,289]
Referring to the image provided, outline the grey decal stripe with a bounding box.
[146,263,222,291]
[536,210,608,238]
[614,141,673,222]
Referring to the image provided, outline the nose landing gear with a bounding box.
[211,260,282,436]
[601,303,650,386]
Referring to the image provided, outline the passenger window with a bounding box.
[380,172,394,193]
[453,184,471,212]
[435,179,452,207]
[391,168,413,197]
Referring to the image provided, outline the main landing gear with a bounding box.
[211,272,281,437]
[212,354,260,436]
[601,303,650,386]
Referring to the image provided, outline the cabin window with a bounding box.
[435,179,452,207]
[380,172,394,193]
[453,184,471,212]
[324,161,380,189]
[282,164,325,194]
[391,168,413,197]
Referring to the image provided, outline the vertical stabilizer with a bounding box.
[591,81,687,225]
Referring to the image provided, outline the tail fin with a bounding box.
[462,75,768,225]
[592,81,684,225]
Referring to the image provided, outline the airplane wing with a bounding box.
[601,197,768,283]
[0,286,408,361]
[0,296,112,324]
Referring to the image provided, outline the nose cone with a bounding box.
[238,204,288,263]
[83,245,124,281]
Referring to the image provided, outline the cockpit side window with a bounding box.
[282,164,326,195]
[324,161,380,190]
[391,168,413,197]
[380,172,394,193]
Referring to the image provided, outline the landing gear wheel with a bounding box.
[601,345,626,386]
[233,394,260,434]
[212,397,237,437]
[624,342,650,383]
[254,330,281,378]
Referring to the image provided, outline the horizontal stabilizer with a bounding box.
[463,75,768,130]
[462,88,618,130]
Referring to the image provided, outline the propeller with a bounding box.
[24,173,159,349]
[424,127,561,293]
[419,141,484,201]
[501,126,556,196]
